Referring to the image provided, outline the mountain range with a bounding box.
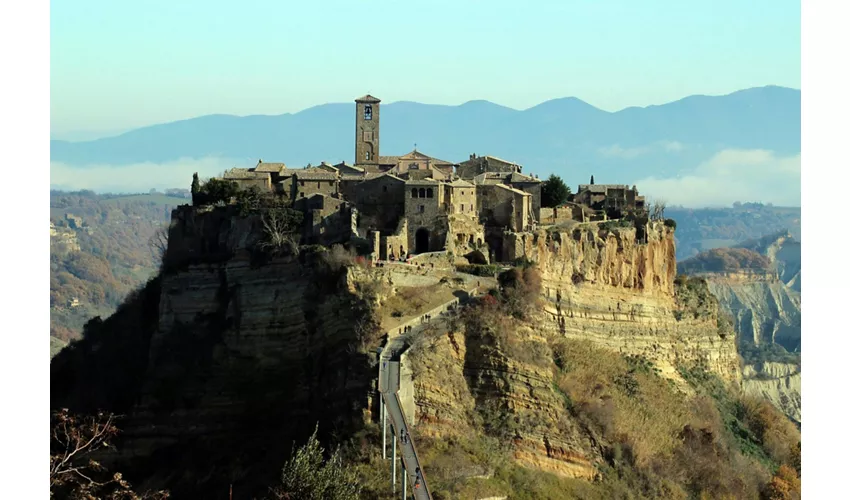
[50,86,800,193]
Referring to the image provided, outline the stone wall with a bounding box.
[445,183,477,216]
[405,181,446,253]
[294,178,337,199]
[355,175,406,232]
[477,184,515,229]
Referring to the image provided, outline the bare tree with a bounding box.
[260,209,300,255]
[149,226,169,262]
[50,409,169,499]
[649,198,668,221]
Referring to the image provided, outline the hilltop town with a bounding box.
[194,94,649,264]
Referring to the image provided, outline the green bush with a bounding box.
[664,218,677,230]
[457,264,502,277]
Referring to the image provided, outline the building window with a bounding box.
[383,185,388,192]
[300,180,304,187]
[418,188,426,198]
[461,204,465,212]
[426,188,433,198]
[364,104,372,120]
[412,188,419,198]
[300,193,304,198]
[365,151,371,160]
[317,182,321,189]
[419,205,425,213]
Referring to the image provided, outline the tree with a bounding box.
[260,208,304,255]
[149,226,169,263]
[590,175,595,185]
[266,427,361,500]
[541,174,572,208]
[191,172,200,194]
[50,409,169,499]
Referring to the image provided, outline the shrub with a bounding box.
[664,218,677,230]
[193,178,239,206]
[497,265,542,319]
[456,264,501,277]
[266,426,361,500]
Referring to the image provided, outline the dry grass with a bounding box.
[378,284,458,330]
[551,339,692,467]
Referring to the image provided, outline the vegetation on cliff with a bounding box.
[50,190,182,345]
[395,265,802,499]
[678,247,774,274]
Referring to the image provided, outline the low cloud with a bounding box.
[598,140,685,159]
[50,157,242,193]
[635,149,801,207]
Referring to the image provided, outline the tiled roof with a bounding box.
[223,168,270,180]
[578,184,630,193]
[509,172,540,183]
[405,178,441,185]
[495,184,531,196]
[448,179,474,188]
[483,155,521,166]
[295,172,338,181]
[356,94,381,103]
[254,161,286,172]
[378,155,400,165]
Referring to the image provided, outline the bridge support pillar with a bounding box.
[392,426,397,492]
[381,398,387,459]
[402,461,407,499]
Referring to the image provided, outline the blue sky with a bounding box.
[50,0,800,137]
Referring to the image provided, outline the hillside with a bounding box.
[668,204,801,260]
[51,86,800,189]
[49,191,186,348]
[50,206,801,499]
[678,233,802,425]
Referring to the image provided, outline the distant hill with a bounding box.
[50,191,181,354]
[51,86,800,188]
[668,204,801,260]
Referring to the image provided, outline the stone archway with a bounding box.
[415,228,430,254]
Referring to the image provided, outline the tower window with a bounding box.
[412,188,418,198]
[419,205,425,213]
[364,105,372,120]
[426,188,433,198]
[461,204,465,212]
[365,151,371,160]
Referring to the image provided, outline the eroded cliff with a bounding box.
[505,222,740,383]
[404,222,742,488]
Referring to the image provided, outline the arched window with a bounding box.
[426,188,433,198]
[365,151,371,160]
[412,188,419,198]
[418,188,426,198]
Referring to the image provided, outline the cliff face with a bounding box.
[406,222,740,484]
[505,223,740,383]
[54,206,382,497]
[705,278,801,350]
[742,362,801,424]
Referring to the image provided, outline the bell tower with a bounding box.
[355,94,381,167]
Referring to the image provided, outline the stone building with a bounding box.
[573,184,646,219]
[354,95,382,168]
[457,154,523,179]
[202,93,648,264]
[472,171,542,222]
[222,168,273,191]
